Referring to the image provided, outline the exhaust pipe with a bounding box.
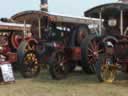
[40,0,48,12]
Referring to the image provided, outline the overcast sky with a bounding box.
[0,0,117,18]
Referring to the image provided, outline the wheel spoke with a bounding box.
[92,56,97,62]
[88,54,93,57]
[90,42,95,51]
[98,49,103,53]
[23,51,40,77]
[88,48,93,53]
[88,58,94,64]
[88,40,100,64]
[92,40,97,50]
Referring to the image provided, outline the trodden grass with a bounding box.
[0,70,128,96]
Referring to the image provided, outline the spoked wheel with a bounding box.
[81,36,103,74]
[49,51,69,80]
[95,54,117,83]
[22,51,40,78]
[87,39,103,67]
[17,40,40,78]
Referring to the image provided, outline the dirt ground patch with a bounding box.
[0,70,128,96]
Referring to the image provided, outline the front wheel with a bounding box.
[17,40,40,78]
[49,51,69,80]
[21,51,40,78]
[95,54,117,83]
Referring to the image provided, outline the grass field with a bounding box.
[0,70,128,96]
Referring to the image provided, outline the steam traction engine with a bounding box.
[0,21,40,78]
[46,14,100,80]
[84,2,128,82]
[11,11,101,79]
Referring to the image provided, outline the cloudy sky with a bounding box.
[0,0,117,18]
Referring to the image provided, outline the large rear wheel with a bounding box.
[81,36,103,74]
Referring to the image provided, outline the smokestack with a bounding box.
[40,0,48,12]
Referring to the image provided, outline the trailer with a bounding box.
[84,2,128,82]
[11,10,101,79]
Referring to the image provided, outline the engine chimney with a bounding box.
[40,0,48,12]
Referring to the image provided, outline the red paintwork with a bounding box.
[2,45,11,54]
[43,56,49,62]
[0,61,11,65]
[11,32,34,49]
[71,48,81,60]
[7,52,17,63]
[11,35,23,49]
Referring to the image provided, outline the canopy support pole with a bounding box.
[120,10,123,36]
[99,11,102,36]
[38,17,41,39]
[24,19,26,38]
